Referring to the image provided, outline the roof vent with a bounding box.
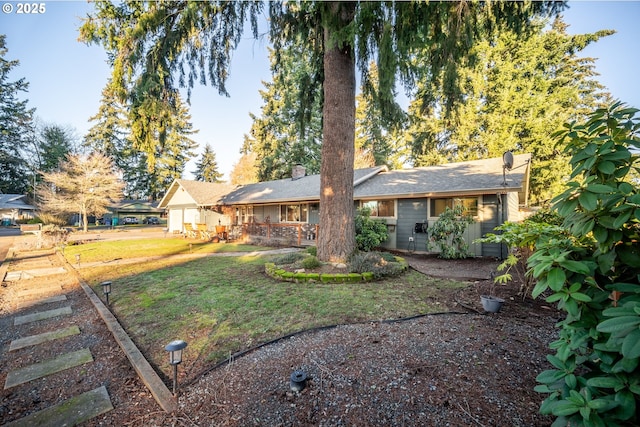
[292,164,306,180]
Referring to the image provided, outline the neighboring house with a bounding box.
[158,180,235,234]
[106,200,164,226]
[160,155,531,256]
[0,194,36,225]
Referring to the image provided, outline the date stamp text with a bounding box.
[3,3,47,14]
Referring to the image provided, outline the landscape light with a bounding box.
[101,281,112,305]
[165,340,188,396]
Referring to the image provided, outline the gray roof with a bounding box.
[354,154,531,199]
[219,167,385,205]
[158,179,236,208]
[0,194,35,211]
[160,155,531,208]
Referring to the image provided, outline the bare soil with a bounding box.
[1,245,562,427]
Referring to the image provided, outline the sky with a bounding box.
[2,1,640,181]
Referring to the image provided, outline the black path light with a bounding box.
[101,281,112,305]
[165,340,188,396]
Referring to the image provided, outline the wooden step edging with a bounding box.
[65,256,178,413]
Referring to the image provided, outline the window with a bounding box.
[235,206,254,224]
[430,197,478,217]
[361,200,395,217]
[280,204,308,222]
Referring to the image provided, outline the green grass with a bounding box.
[69,239,469,380]
[62,238,270,263]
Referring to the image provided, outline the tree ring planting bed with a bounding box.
[265,253,408,283]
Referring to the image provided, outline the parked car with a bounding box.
[143,216,160,225]
[123,216,139,224]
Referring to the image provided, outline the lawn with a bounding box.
[63,239,469,381]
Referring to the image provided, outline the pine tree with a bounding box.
[81,1,563,261]
[355,62,407,169]
[0,35,34,194]
[408,17,612,205]
[248,44,322,181]
[194,143,223,182]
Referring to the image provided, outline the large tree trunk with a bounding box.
[317,3,356,263]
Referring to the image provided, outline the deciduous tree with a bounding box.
[229,150,259,185]
[38,152,124,232]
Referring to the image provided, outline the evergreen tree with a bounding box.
[0,35,34,194]
[248,43,322,181]
[84,83,130,169]
[148,97,198,199]
[194,143,223,182]
[37,124,78,172]
[408,17,612,205]
[81,1,562,262]
[355,62,407,169]
[85,83,198,200]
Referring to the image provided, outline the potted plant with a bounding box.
[480,255,516,313]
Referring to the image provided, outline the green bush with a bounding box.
[273,252,305,265]
[427,205,474,259]
[354,207,388,252]
[306,246,317,256]
[529,103,640,426]
[301,255,321,269]
[476,215,568,296]
[349,251,405,279]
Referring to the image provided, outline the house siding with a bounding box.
[397,198,428,252]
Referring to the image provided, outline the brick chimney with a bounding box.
[292,164,306,180]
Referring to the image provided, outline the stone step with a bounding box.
[2,385,113,427]
[4,348,94,389]
[16,294,68,310]
[15,284,63,299]
[20,267,67,278]
[14,306,72,326]
[9,325,81,351]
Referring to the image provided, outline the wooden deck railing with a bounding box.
[240,222,319,246]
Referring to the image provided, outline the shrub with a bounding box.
[354,207,388,252]
[427,205,474,259]
[301,255,321,269]
[349,251,405,279]
[273,252,305,265]
[306,246,317,256]
[476,215,568,296]
[530,103,640,426]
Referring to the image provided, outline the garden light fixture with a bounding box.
[101,281,112,305]
[165,340,188,396]
[75,253,80,267]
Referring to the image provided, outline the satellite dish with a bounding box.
[503,151,514,170]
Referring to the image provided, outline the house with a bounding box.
[160,155,531,256]
[158,180,236,234]
[0,194,36,225]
